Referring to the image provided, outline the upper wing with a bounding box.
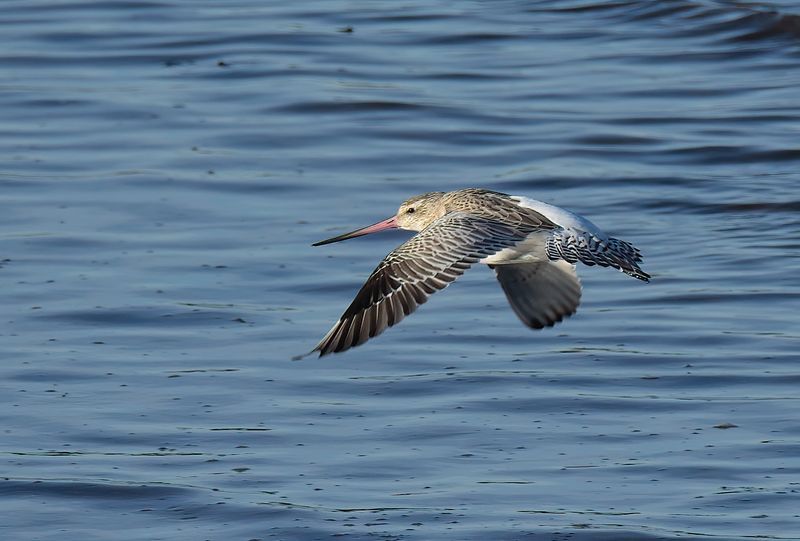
[546,230,650,282]
[312,212,542,356]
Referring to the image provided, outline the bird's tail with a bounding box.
[602,238,650,282]
[546,234,650,282]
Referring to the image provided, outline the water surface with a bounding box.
[1,1,799,540]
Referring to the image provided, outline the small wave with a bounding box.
[0,479,187,499]
[639,198,800,214]
[531,0,800,46]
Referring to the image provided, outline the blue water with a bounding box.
[1,1,799,540]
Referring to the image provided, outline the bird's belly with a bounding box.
[481,232,549,265]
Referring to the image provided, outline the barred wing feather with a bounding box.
[546,230,650,282]
[312,212,539,356]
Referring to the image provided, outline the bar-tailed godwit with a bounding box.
[308,188,649,357]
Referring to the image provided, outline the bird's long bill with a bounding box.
[312,216,399,246]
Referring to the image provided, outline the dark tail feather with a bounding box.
[603,238,650,282]
[546,235,650,282]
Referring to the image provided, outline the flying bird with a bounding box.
[308,188,649,357]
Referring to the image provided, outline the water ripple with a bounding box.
[1,1,799,540]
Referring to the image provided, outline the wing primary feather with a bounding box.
[310,212,544,356]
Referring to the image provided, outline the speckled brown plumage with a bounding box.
[307,188,650,357]
[312,212,542,356]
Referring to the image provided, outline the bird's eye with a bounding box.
[406,207,415,214]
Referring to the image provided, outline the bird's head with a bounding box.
[312,191,446,246]
[395,191,446,232]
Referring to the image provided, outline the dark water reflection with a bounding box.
[1,1,799,540]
